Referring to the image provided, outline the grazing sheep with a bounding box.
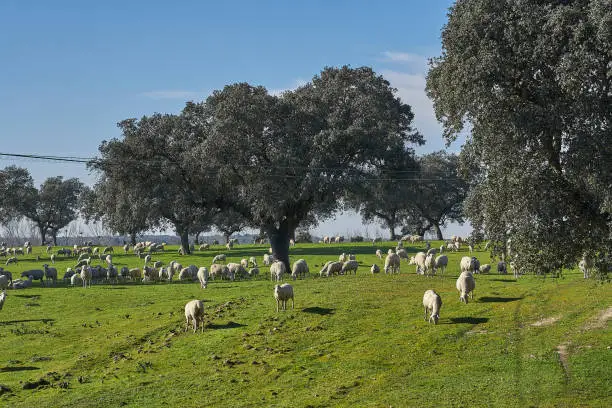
[184,300,205,333]
[70,273,82,286]
[341,260,359,275]
[92,247,100,255]
[433,255,449,276]
[153,260,163,269]
[197,267,209,289]
[0,275,9,290]
[409,252,427,275]
[0,290,6,310]
[423,253,435,277]
[426,248,437,256]
[456,271,476,304]
[248,257,258,268]
[274,284,294,312]
[209,264,230,280]
[375,249,383,259]
[384,253,401,274]
[248,267,260,277]
[396,248,409,261]
[103,246,114,254]
[339,253,347,263]
[226,242,233,251]
[212,254,227,264]
[370,264,380,274]
[460,256,475,273]
[144,254,151,265]
[423,290,442,324]
[263,254,275,266]
[119,266,130,280]
[0,269,12,285]
[497,261,507,275]
[480,264,492,274]
[270,261,286,281]
[5,257,17,265]
[129,268,142,281]
[43,264,58,286]
[75,258,91,268]
[320,261,343,277]
[227,263,248,280]
[291,259,309,280]
[21,269,45,285]
[199,243,210,251]
[107,264,118,284]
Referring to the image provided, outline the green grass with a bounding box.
[0,242,610,407]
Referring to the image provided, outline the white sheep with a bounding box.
[199,243,210,251]
[209,264,229,280]
[274,283,294,312]
[70,273,82,287]
[263,254,275,266]
[339,253,347,263]
[0,290,6,311]
[409,252,427,275]
[433,255,448,276]
[248,256,258,268]
[456,271,476,304]
[460,256,474,273]
[227,263,247,280]
[184,300,205,333]
[240,258,249,269]
[384,253,401,274]
[50,254,56,264]
[270,261,286,281]
[341,260,359,275]
[423,253,435,277]
[320,261,343,277]
[80,266,92,288]
[579,254,593,279]
[423,289,442,324]
[291,259,309,280]
[212,254,227,264]
[396,248,409,261]
[375,249,383,259]
[226,241,233,251]
[370,264,380,274]
[143,254,151,265]
[197,267,209,289]
[480,264,491,274]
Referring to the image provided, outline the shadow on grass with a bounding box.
[302,307,335,315]
[490,278,517,282]
[103,287,129,289]
[479,296,523,303]
[0,318,55,326]
[207,321,246,330]
[0,366,39,373]
[13,294,41,299]
[449,317,489,325]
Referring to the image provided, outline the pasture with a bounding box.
[0,241,610,407]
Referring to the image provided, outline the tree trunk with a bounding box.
[386,220,396,241]
[129,232,137,246]
[38,225,47,246]
[52,231,58,246]
[267,220,290,273]
[179,229,190,255]
[224,233,231,244]
[194,231,200,245]
[433,223,443,240]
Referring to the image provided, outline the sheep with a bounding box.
[274,283,294,312]
[375,249,383,259]
[248,256,258,268]
[176,267,191,282]
[423,290,442,324]
[209,264,230,280]
[144,254,151,265]
[21,269,45,285]
[212,254,226,264]
[46,244,53,254]
[70,273,82,286]
[103,246,114,254]
[184,300,205,333]
[12,276,33,289]
[460,256,474,273]
[120,266,130,280]
[197,267,209,289]
[5,257,17,265]
[480,264,492,274]
[92,247,100,255]
[497,261,507,275]
[439,244,445,254]
[290,239,295,246]
[107,264,118,284]
[0,269,12,285]
[291,259,309,280]
[456,271,476,304]
[105,255,113,265]
[468,244,474,254]
[129,268,142,281]
[263,254,275,266]
[50,254,56,264]
[158,267,170,281]
[248,267,260,277]
[199,243,210,251]
[321,261,343,277]
[323,236,330,244]
[341,260,359,275]
[75,258,91,268]
[384,253,401,274]
[123,244,130,254]
[433,255,448,276]
[396,248,409,261]
[579,254,593,279]
[387,248,394,255]
[153,260,163,269]
[270,261,286,281]
[409,252,427,275]
[43,264,58,286]
[0,275,8,290]
[426,248,437,256]
[268,247,273,254]
[471,257,481,274]
[370,264,380,274]
[423,253,435,277]
[80,266,92,288]
[339,253,347,263]
[0,290,6,310]
[227,263,247,280]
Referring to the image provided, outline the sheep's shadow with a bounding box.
[449,317,489,325]
[206,321,246,330]
[12,294,41,299]
[479,296,523,303]
[302,307,335,315]
[489,279,516,283]
[0,318,55,326]
[0,366,39,373]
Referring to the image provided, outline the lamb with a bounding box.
[409,252,427,275]
[341,260,359,275]
[197,267,209,289]
[43,264,58,286]
[212,254,226,264]
[433,255,448,276]
[270,261,286,281]
[291,259,309,280]
[375,249,383,259]
[248,256,258,268]
[274,283,294,312]
[370,264,380,274]
[184,300,205,333]
[456,271,476,304]
[0,290,6,310]
[480,264,492,274]
[21,269,45,286]
[423,289,442,324]
[384,253,401,274]
[497,261,507,275]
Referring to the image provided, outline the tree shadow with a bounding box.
[479,296,523,303]
[449,317,489,325]
[490,279,516,282]
[0,366,39,372]
[103,287,129,289]
[13,294,41,299]
[206,321,246,330]
[302,307,335,315]
[0,318,55,326]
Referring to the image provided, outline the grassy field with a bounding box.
[0,241,610,407]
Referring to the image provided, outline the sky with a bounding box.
[0,0,471,239]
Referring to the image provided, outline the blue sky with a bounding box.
[0,0,470,238]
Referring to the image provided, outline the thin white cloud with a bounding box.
[140,90,203,100]
[268,78,308,96]
[380,51,429,73]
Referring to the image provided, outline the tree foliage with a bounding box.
[0,166,35,225]
[426,0,612,275]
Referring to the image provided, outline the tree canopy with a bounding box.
[426,0,612,275]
